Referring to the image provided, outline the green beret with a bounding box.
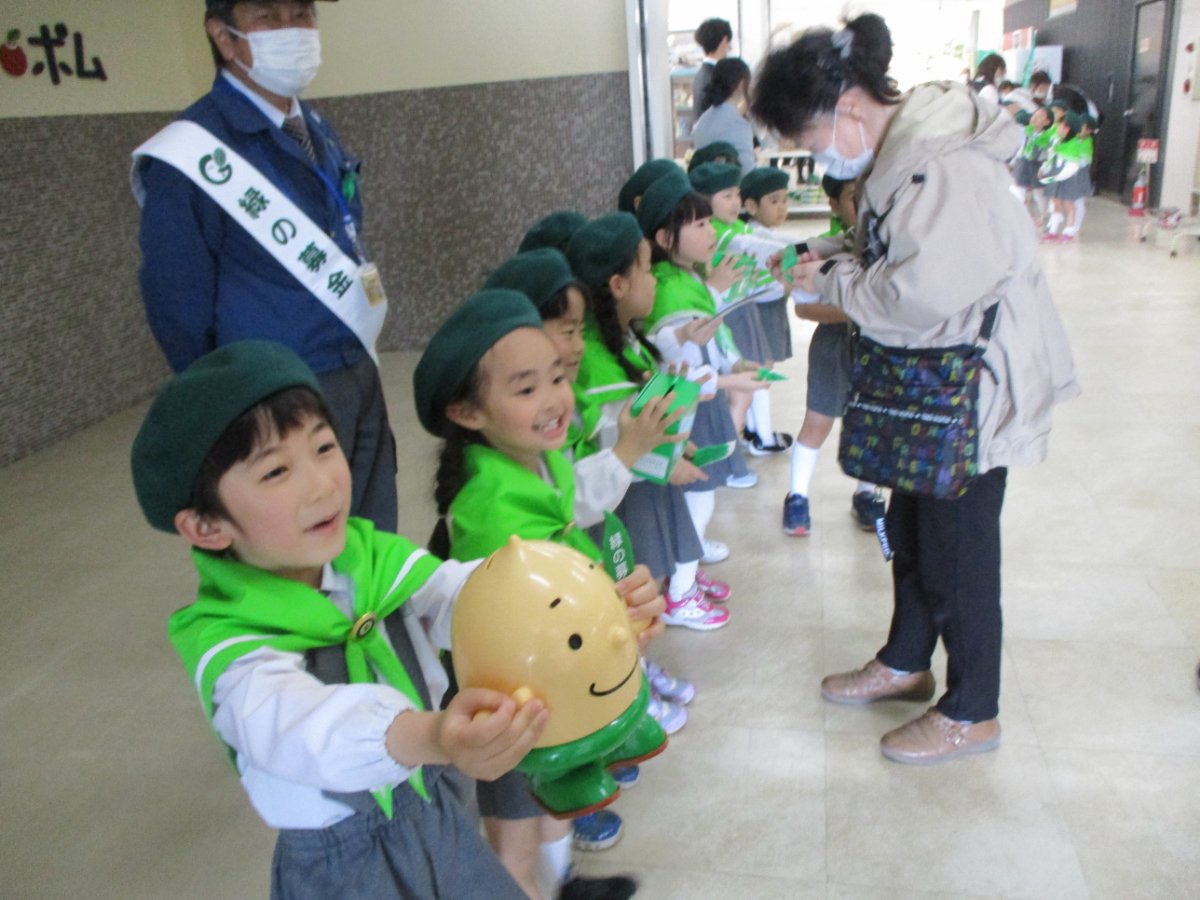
[1063,111,1086,133]
[517,211,587,254]
[688,141,739,172]
[130,341,322,533]
[413,290,543,435]
[636,169,693,236]
[689,162,742,196]
[484,249,576,314]
[740,167,791,201]
[617,159,680,214]
[566,213,644,289]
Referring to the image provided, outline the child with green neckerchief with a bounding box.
[130,340,547,900]
[414,289,666,900]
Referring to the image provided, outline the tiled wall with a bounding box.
[0,72,633,466]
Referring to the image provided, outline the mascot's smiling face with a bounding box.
[451,537,641,748]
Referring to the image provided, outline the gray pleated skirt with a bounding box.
[756,296,793,362]
[271,767,526,900]
[723,302,770,364]
[613,480,704,579]
[684,389,749,491]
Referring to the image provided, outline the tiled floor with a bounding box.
[2,199,1198,899]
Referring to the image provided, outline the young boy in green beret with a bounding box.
[740,166,800,364]
[130,340,548,900]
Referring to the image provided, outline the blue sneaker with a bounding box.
[611,765,640,789]
[783,493,811,536]
[573,809,624,852]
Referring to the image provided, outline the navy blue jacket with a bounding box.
[138,77,368,374]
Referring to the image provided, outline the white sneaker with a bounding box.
[701,539,730,564]
[725,472,758,489]
[662,586,731,631]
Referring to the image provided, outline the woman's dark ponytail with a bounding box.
[702,57,752,111]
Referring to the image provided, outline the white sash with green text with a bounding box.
[130,120,385,363]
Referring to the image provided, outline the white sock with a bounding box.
[1062,224,1079,237]
[684,490,716,543]
[790,443,820,497]
[855,480,875,494]
[669,559,699,597]
[749,389,773,441]
[744,401,757,437]
[539,834,572,888]
[1045,211,1064,235]
[1073,198,1087,230]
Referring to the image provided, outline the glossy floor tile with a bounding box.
[2,199,1198,899]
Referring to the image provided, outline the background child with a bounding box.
[689,162,792,457]
[518,210,588,254]
[130,340,546,900]
[638,169,767,572]
[568,212,731,635]
[784,176,886,536]
[414,290,665,900]
[741,165,799,366]
[618,158,683,215]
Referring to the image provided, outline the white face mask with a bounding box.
[812,106,874,181]
[228,26,321,97]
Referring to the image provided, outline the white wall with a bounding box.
[1162,0,1200,210]
[1,0,629,119]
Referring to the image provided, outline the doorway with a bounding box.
[1119,0,1172,205]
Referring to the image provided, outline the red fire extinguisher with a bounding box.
[1129,167,1148,217]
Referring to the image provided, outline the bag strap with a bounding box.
[979,302,1000,342]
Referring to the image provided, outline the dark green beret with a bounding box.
[687,141,739,172]
[130,340,322,533]
[1063,111,1086,132]
[517,211,588,254]
[617,159,680,214]
[1014,109,1033,127]
[413,290,543,435]
[566,213,644,289]
[484,249,576,314]
[636,169,693,236]
[740,166,790,201]
[689,162,742,196]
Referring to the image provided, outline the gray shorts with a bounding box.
[272,767,526,899]
[476,769,543,820]
[806,323,853,417]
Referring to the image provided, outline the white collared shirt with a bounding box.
[220,68,301,128]
[209,557,478,829]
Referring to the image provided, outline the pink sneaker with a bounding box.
[663,586,730,631]
[695,569,731,603]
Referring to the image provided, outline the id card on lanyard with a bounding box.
[308,157,388,308]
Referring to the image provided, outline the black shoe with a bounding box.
[559,874,638,900]
[746,431,793,456]
[851,489,886,531]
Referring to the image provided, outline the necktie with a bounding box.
[282,114,317,164]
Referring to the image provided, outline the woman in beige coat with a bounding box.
[752,13,1079,764]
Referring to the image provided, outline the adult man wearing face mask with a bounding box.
[132,0,400,532]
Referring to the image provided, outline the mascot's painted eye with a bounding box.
[568,633,583,650]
